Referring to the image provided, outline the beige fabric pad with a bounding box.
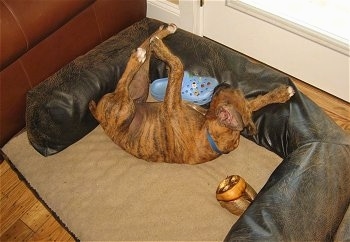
[3,126,281,241]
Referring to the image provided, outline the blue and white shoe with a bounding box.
[150,71,219,105]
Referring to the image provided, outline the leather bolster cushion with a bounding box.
[26,18,350,240]
[161,24,350,240]
[26,18,153,156]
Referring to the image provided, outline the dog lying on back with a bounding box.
[89,24,294,164]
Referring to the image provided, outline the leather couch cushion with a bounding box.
[0,0,94,70]
[26,18,153,156]
[27,61,117,156]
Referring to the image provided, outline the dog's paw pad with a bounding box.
[287,86,295,97]
[136,48,146,63]
[167,23,177,33]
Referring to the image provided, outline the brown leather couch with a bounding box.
[0,0,146,146]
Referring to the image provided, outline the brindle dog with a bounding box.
[89,24,295,164]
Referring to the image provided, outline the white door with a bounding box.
[147,0,350,102]
[203,0,350,102]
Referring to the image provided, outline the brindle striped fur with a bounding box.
[89,24,295,164]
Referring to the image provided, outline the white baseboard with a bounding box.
[146,0,180,26]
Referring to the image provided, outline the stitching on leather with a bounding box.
[91,4,102,42]
[2,0,29,50]
[19,59,32,88]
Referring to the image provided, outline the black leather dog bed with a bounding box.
[26,18,350,240]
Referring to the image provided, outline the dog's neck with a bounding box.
[206,128,224,154]
[204,120,240,155]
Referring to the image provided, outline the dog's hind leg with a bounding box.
[128,51,151,103]
[248,85,295,112]
[114,24,177,94]
[127,24,178,103]
[112,24,178,126]
[150,36,183,110]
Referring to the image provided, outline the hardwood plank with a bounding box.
[0,220,33,241]
[0,160,10,176]
[0,182,37,234]
[0,160,74,241]
[21,201,51,232]
[30,216,75,241]
[0,168,21,200]
[293,78,350,133]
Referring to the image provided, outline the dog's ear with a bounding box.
[216,105,244,131]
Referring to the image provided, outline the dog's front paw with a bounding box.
[136,47,146,63]
[287,86,295,97]
[167,23,177,33]
[272,85,295,103]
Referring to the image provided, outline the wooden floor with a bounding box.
[0,160,75,241]
[0,78,349,241]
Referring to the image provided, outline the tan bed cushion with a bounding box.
[3,125,281,240]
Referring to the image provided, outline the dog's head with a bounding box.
[206,83,250,132]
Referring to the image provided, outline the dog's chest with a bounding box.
[116,105,210,163]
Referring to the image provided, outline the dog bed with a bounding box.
[3,125,281,241]
[2,18,350,240]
